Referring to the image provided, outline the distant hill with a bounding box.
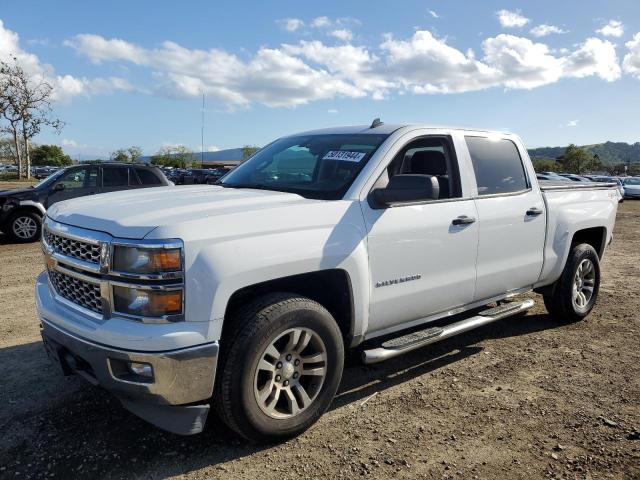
[138,147,244,165]
[528,141,640,166]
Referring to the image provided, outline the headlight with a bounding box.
[113,285,183,319]
[112,245,182,274]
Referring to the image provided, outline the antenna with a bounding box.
[201,93,205,166]
[370,117,383,129]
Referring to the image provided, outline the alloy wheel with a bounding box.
[12,216,38,240]
[572,258,596,309]
[253,327,327,419]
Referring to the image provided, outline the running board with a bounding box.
[362,299,535,364]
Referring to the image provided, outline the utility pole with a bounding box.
[201,93,205,167]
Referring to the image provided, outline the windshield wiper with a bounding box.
[220,183,265,190]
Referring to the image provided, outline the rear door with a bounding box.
[100,166,130,193]
[464,135,546,300]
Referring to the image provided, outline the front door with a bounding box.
[46,167,98,208]
[362,136,479,335]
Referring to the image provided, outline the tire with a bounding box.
[7,211,42,243]
[543,243,600,323]
[214,293,344,443]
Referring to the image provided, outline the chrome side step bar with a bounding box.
[362,299,535,364]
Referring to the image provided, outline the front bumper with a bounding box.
[40,318,219,435]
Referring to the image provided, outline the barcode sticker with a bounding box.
[322,150,366,162]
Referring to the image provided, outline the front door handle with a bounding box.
[452,215,476,225]
[526,207,543,216]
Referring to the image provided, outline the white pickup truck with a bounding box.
[36,122,619,442]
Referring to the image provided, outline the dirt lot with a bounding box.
[0,190,638,480]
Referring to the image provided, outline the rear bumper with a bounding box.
[40,318,218,435]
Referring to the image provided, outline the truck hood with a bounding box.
[47,185,319,239]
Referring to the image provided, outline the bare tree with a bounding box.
[0,58,62,179]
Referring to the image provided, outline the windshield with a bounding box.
[624,177,640,185]
[34,168,68,188]
[219,133,389,199]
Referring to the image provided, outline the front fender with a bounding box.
[153,200,370,344]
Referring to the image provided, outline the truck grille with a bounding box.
[44,230,101,265]
[49,270,103,314]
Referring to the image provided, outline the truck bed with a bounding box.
[538,180,618,191]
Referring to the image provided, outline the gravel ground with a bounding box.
[0,189,638,480]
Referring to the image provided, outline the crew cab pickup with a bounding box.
[36,123,619,441]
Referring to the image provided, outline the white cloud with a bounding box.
[567,120,578,127]
[64,27,623,107]
[329,29,353,42]
[311,16,331,28]
[281,18,304,32]
[597,20,624,38]
[563,37,621,82]
[623,32,640,78]
[327,108,338,114]
[381,31,499,93]
[27,37,50,46]
[61,138,78,147]
[207,145,220,151]
[530,24,567,37]
[428,10,439,19]
[496,10,530,28]
[0,20,132,103]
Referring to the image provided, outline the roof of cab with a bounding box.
[288,123,513,137]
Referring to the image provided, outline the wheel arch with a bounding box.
[571,226,607,259]
[2,205,43,229]
[222,269,355,347]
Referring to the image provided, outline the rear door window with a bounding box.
[102,167,129,188]
[465,137,529,196]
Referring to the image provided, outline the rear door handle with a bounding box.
[526,207,543,216]
[452,215,476,225]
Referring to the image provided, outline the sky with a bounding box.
[1,0,639,159]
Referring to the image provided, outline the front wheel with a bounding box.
[543,243,600,323]
[214,293,344,442]
[7,211,42,243]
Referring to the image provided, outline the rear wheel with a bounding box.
[543,243,600,323]
[7,211,42,243]
[214,293,344,442]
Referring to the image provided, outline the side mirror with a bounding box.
[371,174,439,208]
[53,183,65,192]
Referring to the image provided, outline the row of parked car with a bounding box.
[1,164,235,183]
[162,167,233,185]
[535,171,640,201]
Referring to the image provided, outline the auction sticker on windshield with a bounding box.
[323,150,366,162]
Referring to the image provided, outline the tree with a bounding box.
[556,144,602,174]
[532,158,559,173]
[110,148,130,162]
[31,144,73,166]
[127,146,143,163]
[0,137,17,164]
[150,145,195,168]
[242,145,260,161]
[0,58,63,179]
[110,146,144,163]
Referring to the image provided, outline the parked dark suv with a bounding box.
[0,163,169,242]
